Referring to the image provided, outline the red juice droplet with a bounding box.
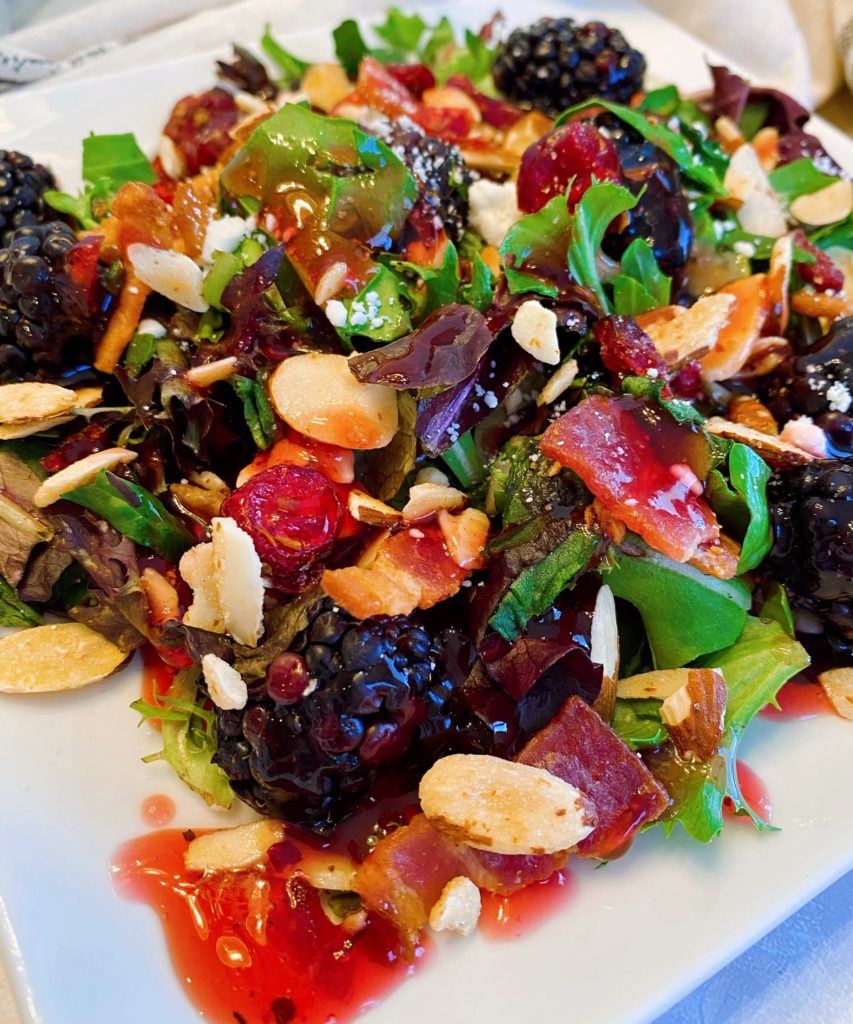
[140,794,176,828]
[479,869,575,941]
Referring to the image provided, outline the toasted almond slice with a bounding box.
[723,143,787,236]
[715,115,746,154]
[0,382,78,424]
[660,668,727,761]
[437,508,489,569]
[538,358,579,406]
[186,356,239,387]
[201,653,248,710]
[180,543,226,633]
[140,567,180,622]
[402,482,466,523]
[790,178,853,227]
[348,490,402,527]
[74,386,104,409]
[184,820,286,873]
[414,466,450,487]
[728,395,779,435]
[127,243,209,313]
[211,517,264,647]
[314,261,348,305]
[616,668,693,700]
[423,86,481,121]
[297,851,358,892]
[429,876,481,936]
[753,126,780,171]
[0,416,76,440]
[419,753,596,856]
[704,417,814,469]
[643,294,736,368]
[269,354,399,450]
[817,667,853,721]
[766,234,792,334]
[170,482,226,519]
[0,492,52,541]
[0,622,127,693]
[33,447,138,507]
[590,584,619,682]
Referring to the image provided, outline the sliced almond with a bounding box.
[158,134,187,179]
[33,447,138,507]
[617,668,692,700]
[429,876,481,937]
[437,508,489,569]
[180,543,226,633]
[817,667,853,721]
[297,851,358,892]
[0,492,52,541]
[348,490,402,527]
[728,395,779,435]
[184,820,286,873]
[419,753,596,856]
[301,63,353,114]
[0,382,78,424]
[414,466,450,487]
[201,653,248,710]
[790,178,853,227]
[402,482,466,523]
[714,115,746,155]
[314,261,348,305]
[0,386,106,439]
[642,294,736,368]
[766,234,792,334]
[127,243,209,313]
[0,622,127,693]
[537,358,579,406]
[211,516,264,647]
[269,354,398,450]
[140,567,180,622]
[723,143,786,236]
[660,668,727,761]
[186,356,238,387]
[704,417,814,469]
[590,583,619,682]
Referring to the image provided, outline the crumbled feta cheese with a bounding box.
[779,416,828,457]
[511,300,561,365]
[137,318,167,338]
[428,876,481,936]
[325,299,348,328]
[467,179,522,247]
[733,240,756,258]
[202,654,248,710]
[826,381,852,413]
[201,215,254,265]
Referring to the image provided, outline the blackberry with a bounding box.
[378,123,472,243]
[0,150,57,247]
[0,222,97,381]
[213,603,469,831]
[763,317,853,458]
[493,18,646,117]
[767,459,853,660]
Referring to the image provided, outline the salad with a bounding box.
[0,8,852,1023]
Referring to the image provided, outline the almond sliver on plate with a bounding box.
[0,622,128,693]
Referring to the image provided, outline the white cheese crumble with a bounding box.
[467,179,522,248]
[325,299,348,328]
[826,381,852,413]
[202,654,248,711]
[510,300,561,365]
[201,215,255,265]
[137,318,167,338]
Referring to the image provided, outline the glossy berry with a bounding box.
[493,18,646,117]
[163,87,240,175]
[594,314,668,383]
[767,459,853,659]
[213,603,464,830]
[220,464,343,592]
[0,222,98,381]
[516,121,621,213]
[378,122,472,243]
[763,317,853,458]
[0,150,57,247]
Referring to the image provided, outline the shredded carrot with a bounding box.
[94,267,150,373]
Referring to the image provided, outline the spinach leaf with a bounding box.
[64,471,193,562]
[388,241,460,322]
[705,443,772,573]
[0,574,42,627]
[613,237,671,315]
[373,8,427,52]
[231,375,276,450]
[500,191,573,298]
[261,24,310,86]
[440,430,486,488]
[490,527,598,641]
[132,669,234,808]
[81,132,155,187]
[334,264,412,344]
[123,332,157,378]
[567,182,639,313]
[460,250,495,312]
[603,545,751,668]
[333,19,371,77]
[768,158,837,202]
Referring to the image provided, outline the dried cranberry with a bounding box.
[385,63,435,98]
[516,121,621,214]
[221,464,342,591]
[163,87,240,175]
[594,315,668,384]
[791,230,844,292]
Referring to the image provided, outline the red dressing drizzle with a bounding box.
[760,680,833,721]
[723,761,773,825]
[479,869,575,941]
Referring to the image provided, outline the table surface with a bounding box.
[0,3,851,1022]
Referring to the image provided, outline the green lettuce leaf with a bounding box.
[231,374,276,450]
[333,19,371,76]
[261,23,310,86]
[612,237,671,315]
[439,430,486,489]
[373,8,427,52]
[460,250,495,312]
[490,527,599,640]
[0,574,42,627]
[500,191,573,298]
[603,544,751,668]
[705,443,773,573]
[64,470,193,562]
[132,669,234,808]
[81,132,155,186]
[566,182,638,313]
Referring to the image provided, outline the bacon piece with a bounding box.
[540,394,719,562]
[353,813,566,941]
[516,696,670,859]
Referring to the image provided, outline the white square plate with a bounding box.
[1,3,852,1023]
